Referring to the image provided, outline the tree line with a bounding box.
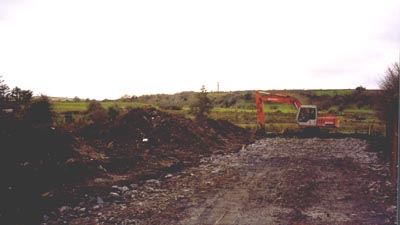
[0,76,33,109]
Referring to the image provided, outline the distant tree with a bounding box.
[19,90,33,104]
[190,85,213,121]
[9,87,32,104]
[376,63,399,139]
[0,76,10,103]
[10,87,22,103]
[119,94,132,102]
[24,95,54,126]
[130,95,138,101]
[355,86,366,94]
[73,96,81,102]
[87,101,108,123]
[244,91,253,101]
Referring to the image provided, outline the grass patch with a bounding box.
[53,101,151,113]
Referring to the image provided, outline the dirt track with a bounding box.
[48,138,396,225]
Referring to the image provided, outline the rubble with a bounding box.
[43,138,396,225]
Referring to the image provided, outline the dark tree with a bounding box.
[355,86,366,94]
[73,96,81,102]
[10,87,22,102]
[190,85,213,121]
[376,63,399,138]
[9,87,32,105]
[9,87,31,104]
[0,76,10,104]
[24,95,54,126]
[19,90,33,104]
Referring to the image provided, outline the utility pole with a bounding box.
[217,82,220,93]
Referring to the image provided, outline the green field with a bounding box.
[53,101,151,113]
[52,89,385,135]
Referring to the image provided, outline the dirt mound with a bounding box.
[81,107,249,150]
[71,108,252,185]
[0,108,252,224]
[77,108,251,169]
[32,108,252,224]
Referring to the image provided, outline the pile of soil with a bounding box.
[1,108,252,224]
[75,108,251,174]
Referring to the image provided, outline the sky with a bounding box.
[0,0,399,100]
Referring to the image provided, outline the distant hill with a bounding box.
[130,89,378,112]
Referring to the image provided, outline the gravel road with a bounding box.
[47,138,397,225]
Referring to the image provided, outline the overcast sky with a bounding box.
[0,0,399,99]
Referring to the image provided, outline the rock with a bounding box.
[386,205,397,213]
[336,196,345,201]
[93,205,100,210]
[120,186,130,193]
[43,214,49,222]
[336,195,351,201]
[98,164,107,173]
[79,207,86,212]
[97,196,104,204]
[110,192,120,197]
[59,206,72,214]
[165,174,173,178]
[146,179,161,186]
[130,184,138,189]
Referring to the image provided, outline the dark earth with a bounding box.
[0,108,396,224]
[47,138,396,225]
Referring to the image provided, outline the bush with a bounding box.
[108,104,122,121]
[87,102,108,124]
[23,95,54,126]
[0,112,75,224]
[159,105,182,110]
[190,86,213,121]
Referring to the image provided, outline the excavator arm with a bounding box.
[255,91,302,129]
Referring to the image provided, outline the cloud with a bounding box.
[0,0,26,20]
[0,0,399,98]
[384,18,400,45]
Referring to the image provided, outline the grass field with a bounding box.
[53,101,152,113]
[52,89,385,135]
[168,106,384,135]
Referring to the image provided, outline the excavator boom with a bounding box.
[255,91,302,129]
[255,90,340,130]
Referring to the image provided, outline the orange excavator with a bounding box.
[255,91,340,131]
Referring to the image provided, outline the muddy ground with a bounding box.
[44,137,397,225]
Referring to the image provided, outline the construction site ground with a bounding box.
[45,137,397,225]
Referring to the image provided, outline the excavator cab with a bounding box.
[296,105,318,126]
